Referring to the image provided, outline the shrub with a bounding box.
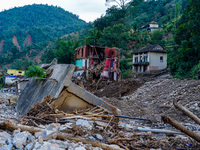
[25,65,46,78]
[190,61,200,79]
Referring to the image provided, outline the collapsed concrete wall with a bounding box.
[16,64,119,115]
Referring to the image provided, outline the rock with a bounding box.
[6,137,12,145]
[53,126,60,132]
[33,142,42,149]
[25,142,34,150]
[5,144,13,150]
[0,137,6,146]
[59,141,70,149]
[88,136,95,140]
[59,123,73,132]
[38,142,64,150]
[45,124,53,130]
[95,134,103,140]
[27,135,35,143]
[35,131,43,138]
[48,139,70,149]
[0,131,11,139]
[95,121,107,127]
[50,143,60,148]
[76,119,93,130]
[13,131,31,149]
[38,136,43,144]
[40,131,57,141]
[75,147,86,150]
[13,129,21,136]
[96,126,104,130]
[0,131,11,147]
[91,147,103,150]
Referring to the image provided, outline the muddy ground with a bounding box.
[99,78,200,123]
[1,74,200,149]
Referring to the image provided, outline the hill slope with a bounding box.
[0,4,88,54]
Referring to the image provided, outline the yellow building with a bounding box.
[7,69,25,76]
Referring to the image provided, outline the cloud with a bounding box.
[0,0,108,22]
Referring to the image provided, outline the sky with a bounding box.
[0,0,111,22]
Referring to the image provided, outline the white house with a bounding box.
[140,21,159,32]
[132,44,167,73]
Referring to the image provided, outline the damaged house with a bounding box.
[132,44,167,73]
[73,45,121,81]
[16,63,120,115]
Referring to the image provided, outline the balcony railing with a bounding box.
[133,62,149,65]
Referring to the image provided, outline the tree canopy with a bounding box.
[167,0,200,78]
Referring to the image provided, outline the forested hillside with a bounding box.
[0,4,88,69]
[1,0,199,79]
[43,0,198,79]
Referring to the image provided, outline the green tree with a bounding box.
[168,0,200,78]
[11,58,33,70]
[83,28,102,45]
[53,40,79,64]
[25,65,46,78]
[150,29,165,46]
[98,23,129,50]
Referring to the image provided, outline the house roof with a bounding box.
[140,21,158,29]
[0,71,9,76]
[150,21,158,24]
[132,44,166,54]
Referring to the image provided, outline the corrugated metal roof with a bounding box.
[132,44,166,54]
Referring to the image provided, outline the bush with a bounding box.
[121,69,136,79]
[190,61,200,79]
[25,65,46,78]
[166,23,173,31]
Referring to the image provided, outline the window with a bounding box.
[160,56,163,62]
[144,53,148,62]
[18,71,22,73]
[78,50,80,55]
[140,56,143,62]
[81,48,83,57]
[135,57,138,63]
[157,47,161,50]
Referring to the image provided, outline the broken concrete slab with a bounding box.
[51,90,93,112]
[16,63,119,115]
[16,64,75,115]
[66,82,119,113]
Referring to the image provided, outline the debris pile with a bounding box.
[93,78,152,97]
[106,78,200,122]
[1,95,199,149]
[0,68,200,149]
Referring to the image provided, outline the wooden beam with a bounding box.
[161,115,200,143]
[94,46,99,58]
[173,100,200,126]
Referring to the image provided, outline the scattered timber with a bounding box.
[161,115,200,143]
[173,100,200,126]
[0,120,124,150]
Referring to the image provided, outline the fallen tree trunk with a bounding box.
[108,137,138,144]
[173,100,200,126]
[0,120,123,150]
[161,115,200,143]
